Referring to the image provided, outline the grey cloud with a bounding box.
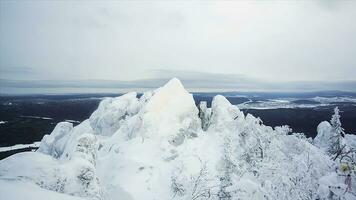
[0,1,355,87]
[1,70,356,94]
[0,66,33,74]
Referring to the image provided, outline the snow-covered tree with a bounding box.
[171,160,215,200]
[328,107,346,160]
[217,137,234,200]
[330,107,345,137]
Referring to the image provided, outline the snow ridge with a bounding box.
[0,78,355,200]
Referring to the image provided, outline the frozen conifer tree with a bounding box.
[328,107,346,160]
[330,107,345,137]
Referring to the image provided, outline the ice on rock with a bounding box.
[89,92,140,136]
[1,78,355,200]
[314,121,346,156]
[1,134,102,199]
[314,121,334,151]
[38,122,73,158]
[209,95,244,132]
[59,119,95,160]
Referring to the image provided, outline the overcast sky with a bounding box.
[1,0,356,93]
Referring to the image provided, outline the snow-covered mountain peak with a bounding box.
[141,78,199,139]
[158,77,185,93]
[144,77,194,114]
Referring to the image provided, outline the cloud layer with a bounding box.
[1,1,356,93]
[1,70,356,94]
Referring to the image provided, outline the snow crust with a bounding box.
[0,179,83,200]
[1,78,355,200]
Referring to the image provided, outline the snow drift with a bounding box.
[0,78,354,200]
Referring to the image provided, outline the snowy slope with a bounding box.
[0,78,355,200]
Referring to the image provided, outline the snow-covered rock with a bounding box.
[140,78,200,140]
[89,92,140,136]
[38,122,73,158]
[0,78,355,200]
[314,121,334,152]
[198,101,211,131]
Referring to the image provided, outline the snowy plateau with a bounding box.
[0,78,355,200]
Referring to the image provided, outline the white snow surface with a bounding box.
[1,78,355,200]
[237,96,356,110]
[19,115,53,120]
[65,120,81,124]
[312,96,356,104]
[0,142,40,152]
[237,98,326,110]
